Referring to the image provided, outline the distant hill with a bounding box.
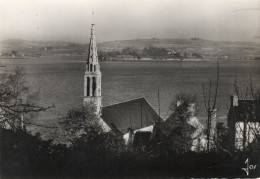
[0,39,88,57]
[98,38,260,60]
[1,38,260,60]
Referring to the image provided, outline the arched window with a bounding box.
[92,77,96,96]
[94,65,96,72]
[90,64,93,72]
[87,77,90,96]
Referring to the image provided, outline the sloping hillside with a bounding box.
[0,39,87,57]
[98,38,260,59]
[1,38,259,60]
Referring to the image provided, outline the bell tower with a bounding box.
[84,24,102,114]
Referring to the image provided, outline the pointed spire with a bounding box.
[84,24,102,115]
[87,24,98,65]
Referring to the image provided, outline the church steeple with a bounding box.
[87,24,99,70]
[84,24,102,114]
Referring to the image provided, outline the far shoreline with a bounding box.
[0,55,257,65]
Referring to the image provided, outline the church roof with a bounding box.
[101,97,163,133]
[230,99,260,122]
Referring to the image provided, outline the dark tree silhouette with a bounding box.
[59,104,125,155]
[151,92,198,154]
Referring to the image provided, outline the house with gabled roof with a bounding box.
[228,95,260,151]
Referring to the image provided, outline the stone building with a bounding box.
[228,95,260,151]
[84,24,102,115]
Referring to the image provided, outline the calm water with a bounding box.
[1,57,260,127]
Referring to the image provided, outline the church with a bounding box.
[83,24,162,139]
[82,25,218,151]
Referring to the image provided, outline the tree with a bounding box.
[215,122,232,155]
[59,103,100,145]
[150,92,198,154]
[142,47,168,59]
[0,67,53,130]
[169,92,198,153]
[202,62,219,153]
[11,50,17,57]
[169,92,198,115]
[59,104,125,155]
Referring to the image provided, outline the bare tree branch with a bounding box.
[212,61,219,110]
[0,67,54,130]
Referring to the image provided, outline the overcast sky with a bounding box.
[0,0,259,43]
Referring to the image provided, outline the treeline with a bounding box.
[1,128,259,178]
[98,47,203,60]
[1,50,20,58]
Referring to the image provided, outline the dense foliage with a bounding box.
[1,128,259,178]
[59,106,125,155]
[98,47,203,60]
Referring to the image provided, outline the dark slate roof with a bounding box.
[101,97,163,133]
[231,100,260,122]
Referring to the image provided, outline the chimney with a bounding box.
[231,95,238,107]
